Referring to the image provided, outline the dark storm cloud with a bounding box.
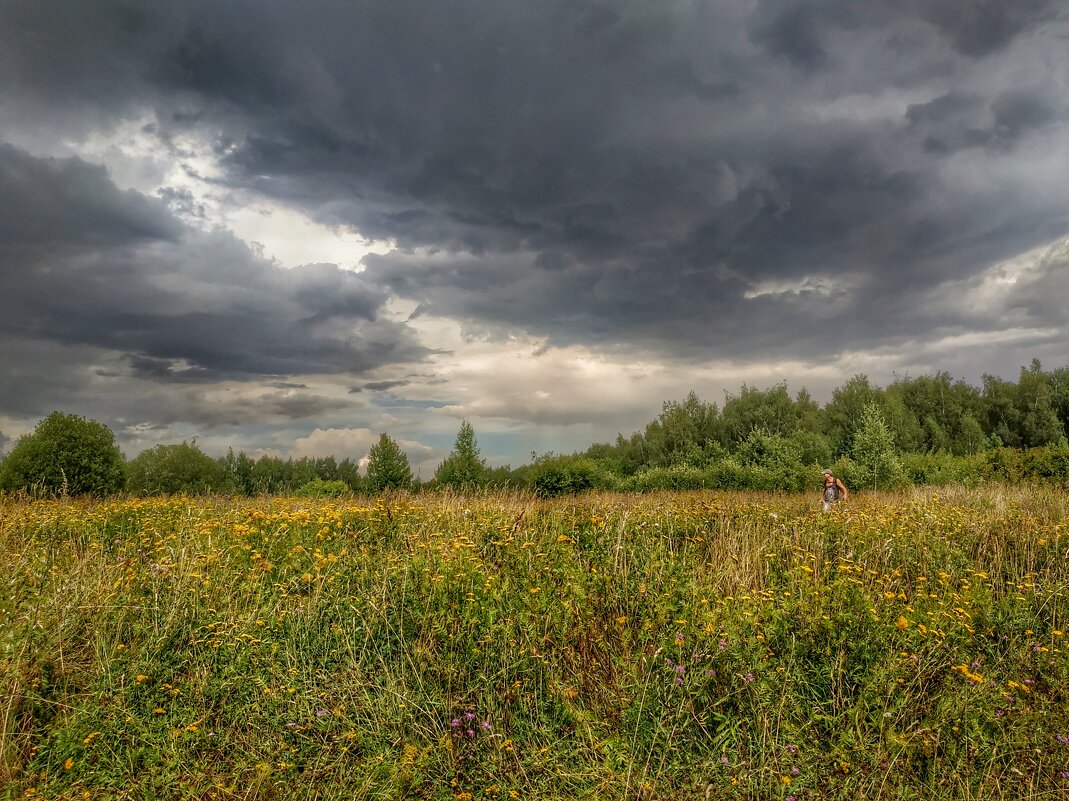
[2,0,1069,372]
[0,143,181,246]
[905,0,1061,57]
[362,380,411,392]
[0,145,429,387]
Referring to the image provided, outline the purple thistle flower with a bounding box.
[464,711,476,721]
[1057,735,1069,744]
[450,718,461,728]
[480,720,492,732]
[315,709,329,718]
[466,728,476,738]
[718,638,728,652]
[675,665,685,675]
[743,672,755,683]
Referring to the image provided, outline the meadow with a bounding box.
[2,487,1068,800]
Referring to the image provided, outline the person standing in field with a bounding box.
[821,468,848,512]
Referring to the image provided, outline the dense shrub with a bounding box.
[702,457,753,490]
[736,429,812,491]
[621,458,818,493]
[900,451,986,487]
[619,464,708,492]
[126,442,228,495]
[983,447,1025,483]
[1020,444,1069,484]
[529,455,608,496]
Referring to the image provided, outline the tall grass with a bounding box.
[1,488,1068,799]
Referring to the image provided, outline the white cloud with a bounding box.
[925,235,1069,319]
[53,114,394,272]
[225,200,393,271]
[291,426,378,460]
[744,273,861,300]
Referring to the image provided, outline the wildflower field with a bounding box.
[2,488,1069,800]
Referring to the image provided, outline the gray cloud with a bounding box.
[362,380,411,392]
[0,145,429,383]
[121,0,1066,360]
[0,144,430,451]
[2,0,1069,458]
[906,0,1061,57]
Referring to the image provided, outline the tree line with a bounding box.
[555,359,1069,494]
[0,416,496,498]
[2,360,1068,498]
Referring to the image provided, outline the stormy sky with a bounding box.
[2,0,1068,471]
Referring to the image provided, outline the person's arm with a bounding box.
[837,478,848,499]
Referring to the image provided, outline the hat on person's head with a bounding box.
[822,469,832,475]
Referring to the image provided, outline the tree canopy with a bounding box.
[126,442,227,495]
[0,411,124,497]
[366,433,413,492]
[434,420,488,489]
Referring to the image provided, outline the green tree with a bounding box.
[249,455,289,495]
[642,392,722,467]
[366,433,413,492]
[852,402,907,490]
[287,457,318,488]
[824,375,882,457]
[0,411,124,497]
[1016,359,1063,447]
[720,383,810,447]
[958,413,987,454]
[334,458,363,492]
[219,449,256,494]
[434,420,488,489]
[1050,366,1069,440]
[126,442,228,495]
[890,372,981,453]
[585,431,651,476]
[981,373,1022,448]
[785,429,833,468]
[736,428,809,490]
